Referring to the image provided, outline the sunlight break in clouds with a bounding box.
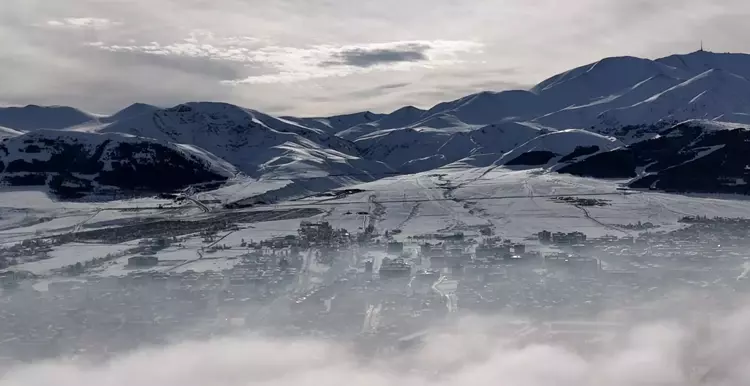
[46,18,120,29]
[89,37,484,84]
[226,40,483,84]
[5,302,750,386]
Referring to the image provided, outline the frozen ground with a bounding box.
[284,166,750,241]
[5,165,750,277]
[9,242,139,275]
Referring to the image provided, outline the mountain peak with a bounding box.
[107,103,160,121]
[0,104,95,131]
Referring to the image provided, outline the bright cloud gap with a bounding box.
[46,18,120,29]
[85,37,483,84]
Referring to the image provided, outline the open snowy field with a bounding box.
[0,188,202,244]
[278,165,750,241]
[5,165,750,277]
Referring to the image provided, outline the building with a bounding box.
[379,257,411,278]
[128,255,159,267]
[552,231,587,245]
[0,271,18,289]
[475,243,511,260]
[420,243,443,257]
[387,241,404,254]
[298,221,334,243]
[538,230,552,243]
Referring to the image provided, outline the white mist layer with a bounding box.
[4,303,750,386]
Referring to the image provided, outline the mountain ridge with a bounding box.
[4,50,750,199]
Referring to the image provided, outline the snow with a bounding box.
[6,163,750,278]
[598,69,750,128]
[0,187,174,210]
[172,258,239,273]
[533,56,687,108]
[5,51,750,203]
[282,111,384,135]
[274,166,750,244]
[0,214,92,238]
[492,129,623,168]
[0,126,23,139]
[5,242,134,275]
[356,128,475,172]
[535,74,681,129]
[0,129,238,178]
[193,178,293,204]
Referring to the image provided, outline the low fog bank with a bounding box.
[4,295,750,386]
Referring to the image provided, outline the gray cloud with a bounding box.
[328,44,430,68]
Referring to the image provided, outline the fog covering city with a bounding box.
[7,0,750,383]
[4,199,750,385]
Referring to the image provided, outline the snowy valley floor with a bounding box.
[4,166,750,277]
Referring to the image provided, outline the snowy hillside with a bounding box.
[421,90,544,125]
[0,130,235,198]
[493,129,623,169]
[534,74,681,130]
[102,103,161,123]
[336,106,428,140]
[597,69,750,129]
[282,111,384,135]
[0,126,23,139]
[558,120,750,194]
[354,121,545,173]
[96,102,393,181]
[356,128,476,173]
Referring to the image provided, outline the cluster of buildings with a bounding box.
[538,230,587,245]
[4,213,750,364]
[0,239,54,269]
[474,238,529,262]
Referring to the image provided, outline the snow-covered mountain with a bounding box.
[95,102,391,180]
[0,126,23,139]
[0,130,235,198]
[494,129,623,168]
[282,111,385,135]
[353,121,547,174]
[558,120,750,194]
[5,50,750,199]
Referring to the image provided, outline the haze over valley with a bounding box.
[4,1,750,385]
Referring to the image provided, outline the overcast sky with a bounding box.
[2,0,750,116]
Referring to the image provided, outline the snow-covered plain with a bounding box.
[5,162,750,277]
[10,242,136,275]
[284,166,750,241]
